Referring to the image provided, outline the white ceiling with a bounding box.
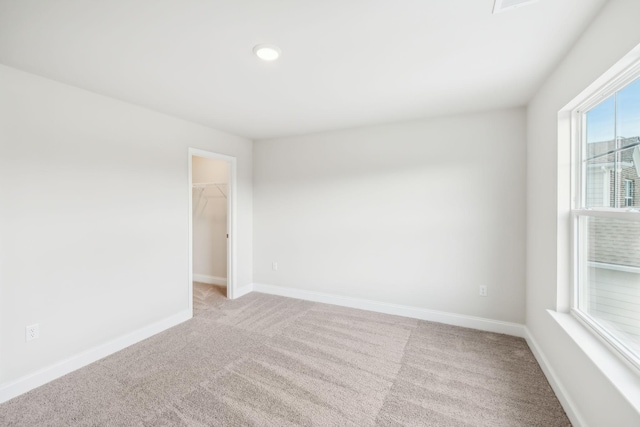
[0,0,607,140]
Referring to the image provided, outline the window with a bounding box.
[573,68,640,369]
[625,179,634,207]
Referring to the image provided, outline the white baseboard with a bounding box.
[252,283,525,337]
[524,326,585,427]
[193,274,227,286]
[234,283,254,299]
[0,310,191,404]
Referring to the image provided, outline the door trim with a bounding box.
[188,148,238,316]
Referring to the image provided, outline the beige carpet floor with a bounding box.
[0,283,570,426]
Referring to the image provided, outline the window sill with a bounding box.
[547,310,640,414]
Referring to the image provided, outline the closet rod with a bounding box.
[192,182,227,188]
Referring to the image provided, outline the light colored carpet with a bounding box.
[0,284,570,426]
[193,282,226,316]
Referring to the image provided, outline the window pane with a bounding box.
[584,154,614,208]
[613,145,640,208]
[583,83,640,208]
[615,78,640,209]
[616,77,640,140]
[584,96,616,208]
[578,216,640,358]
[586,95,615,144]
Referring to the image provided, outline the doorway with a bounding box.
[188,148,237,316]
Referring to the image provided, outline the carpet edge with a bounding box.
[0,309,191,404]
[252,283,525,337]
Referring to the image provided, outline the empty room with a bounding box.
[1,0,640,426]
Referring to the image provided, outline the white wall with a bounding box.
[527,0,640,425]
[0,64,252,385]
[254,108,526,323]
[192,156,228,282]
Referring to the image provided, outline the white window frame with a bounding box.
[571,60,640,371]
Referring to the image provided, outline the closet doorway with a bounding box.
[188,148,237,316]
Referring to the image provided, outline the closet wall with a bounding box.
[192,156,229,285]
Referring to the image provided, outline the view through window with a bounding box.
[575,73,640,368]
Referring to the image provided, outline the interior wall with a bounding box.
[0,64,253,384]
[526,0,640,424]
[253,108,526,323]
[192,157,228,282]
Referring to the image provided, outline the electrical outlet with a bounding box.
[479,286,488,297]
[26,324,40,341]
[272,262,278,271]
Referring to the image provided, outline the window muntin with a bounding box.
[575,73,640,369]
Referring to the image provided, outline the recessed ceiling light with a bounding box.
[493,0,539,14]
[253,44,281,61]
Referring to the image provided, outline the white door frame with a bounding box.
[188,148,238,316]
